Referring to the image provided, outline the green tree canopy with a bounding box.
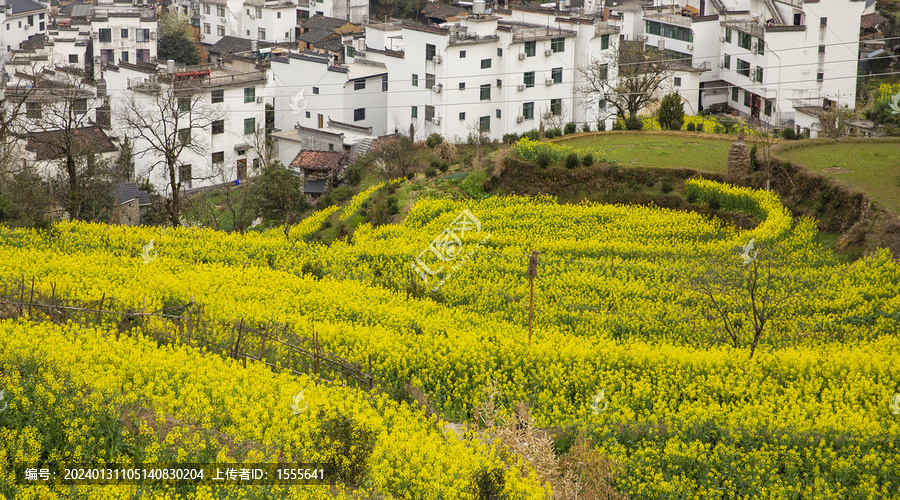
[658,92,685,131]
[158,10,200,66]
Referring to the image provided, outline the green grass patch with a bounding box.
[777,140,900,213]
[554,131,732,173]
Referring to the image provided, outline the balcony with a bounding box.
[643,11,693,28]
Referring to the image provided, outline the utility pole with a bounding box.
[527,250,539,345]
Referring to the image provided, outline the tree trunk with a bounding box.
[66,154,80,220]
[168,158,181,227]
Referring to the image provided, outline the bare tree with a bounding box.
[19,66,115,220]
[816,103,856,139]
[118,78,224,227]
[690,239,802,359]
[579,40,671,121]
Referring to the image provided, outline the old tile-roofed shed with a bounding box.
[290,150,348,171]
[25,126,118,161]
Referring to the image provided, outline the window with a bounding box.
[524,41,536,57]
[551,67,562,84]
[550,98,561,115]
[26,102,41,119]
[312,87,319,94]
[460,50,466,58]
[412,74,418,87]
[598,64,608,80]
[258,28,266,39]
[481,58,491,69]
[212,152,224,164]
[756,39,764,54]
[99,28,111,42]
[673,76,681,86]
[425,43,435,61]
[820,17,827,27]
[256,7,262,17]
[217,5,225,16]
[598,99,607,109]
[179,164,192,183]
[39,21,43,30]
[178,97,191,112]
[344,46,355,59]
[212,119,224,134]
[74,98,87,115]
[69,54,78,64]
[425,105,435,121]
[818,44,825,54]
[382,74,388,92]
[354,79,365,90]
[523,101,534,119]
[204,4,210,14]
[816,72,824,82]
[497,48,503,57]
[601,34,609,50]
[731,86,738,101]
[755,67,763,82]
[204,23,211,34]
[121,51,129,63]
[524,71,534,87]
[137,49,150,62]
[136,29,150,42]
[425,73,435,89]
[459,82,466,90]
[764,99,772,116]
[244,117,256,134]
[723,54,731,69]
[217,25,225,36]
[39,13,43,19]
[353,108,365,121]
[724,27,732,43]
[496,79,502,88]
[744,90,751,107]
[306,111,311,118]
[411,106,418,118]
[121,28,129,39]
[495,109,501,119]
[550,37,564,53]
[27,15,32,25]
[737,59,750,77]
[480,84,491,101]
[211,90,224,103]
[178,128,191,145]
[738,31,751,50]
[100,49,114,63]
[459,112,466,120]
[479,115,490,132]
[277,12,281,18]
[244,87,256,103]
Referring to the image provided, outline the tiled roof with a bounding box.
[290,150,348,170]
[421,4,468,19]
[25,126,118,161]
[114,183,151,206]
[302,15,354,31]
[303,179,329,194]
[299,28,337,44]
[861,12,888,30]
[20,33,47,50]
[208,36,277,54]
[7,0,46,15]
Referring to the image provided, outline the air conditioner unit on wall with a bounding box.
[518,84,525,91]
[220,17,227,23]
[433,84,442,93]
[518,53,526,60]
[517,115,524,123]
[717,62,723,68]
[545,79,553,86]
[433,55,442,64]
[544,48,552,56]
[256,96,263,103]
[432,117,441,125]
[719,36,725,42]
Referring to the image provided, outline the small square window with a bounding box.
[818,45,825,53]
[121,28,128,38]
[481,58,491,69]
[460,50,466,58]
[212,151,224,164]
[816,73,824,82]
[496,79,502,88]
[313,87,319,94]
[524,71,534,87]
[480,84,490,101]
[674,77,681,86]
[244,117,255,135]
[74,98,87,115]
[277,12,281,18]
[551,67,562,84]
[523,102,534,119]
[179,164,192,182]
[497,48,503,57]
[305,111,311,118]
[212,90,224,103]
[411,106,418,118]
[550,37,564,53]
[820,17,827,27]
[524,41,536,57]
[459,82,465,90]
[244,87,256,103]
[354,79,365,90]
[731,86,739,101]
[459,112,465,120]
[496,109,501,119]
[178,97,191,112]
[69,54,78,64]
[212,119,224,134]
[550,98,561,115]
[353,108,365,121]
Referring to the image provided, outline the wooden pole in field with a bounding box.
[527,250,539,345]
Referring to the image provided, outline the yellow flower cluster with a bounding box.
[2,179,899,498]
[878,82,900,102]
[513,137,609,164]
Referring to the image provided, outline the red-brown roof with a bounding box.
[290,150,348,171]
[25,126,117,161]
[861,12,888,30]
